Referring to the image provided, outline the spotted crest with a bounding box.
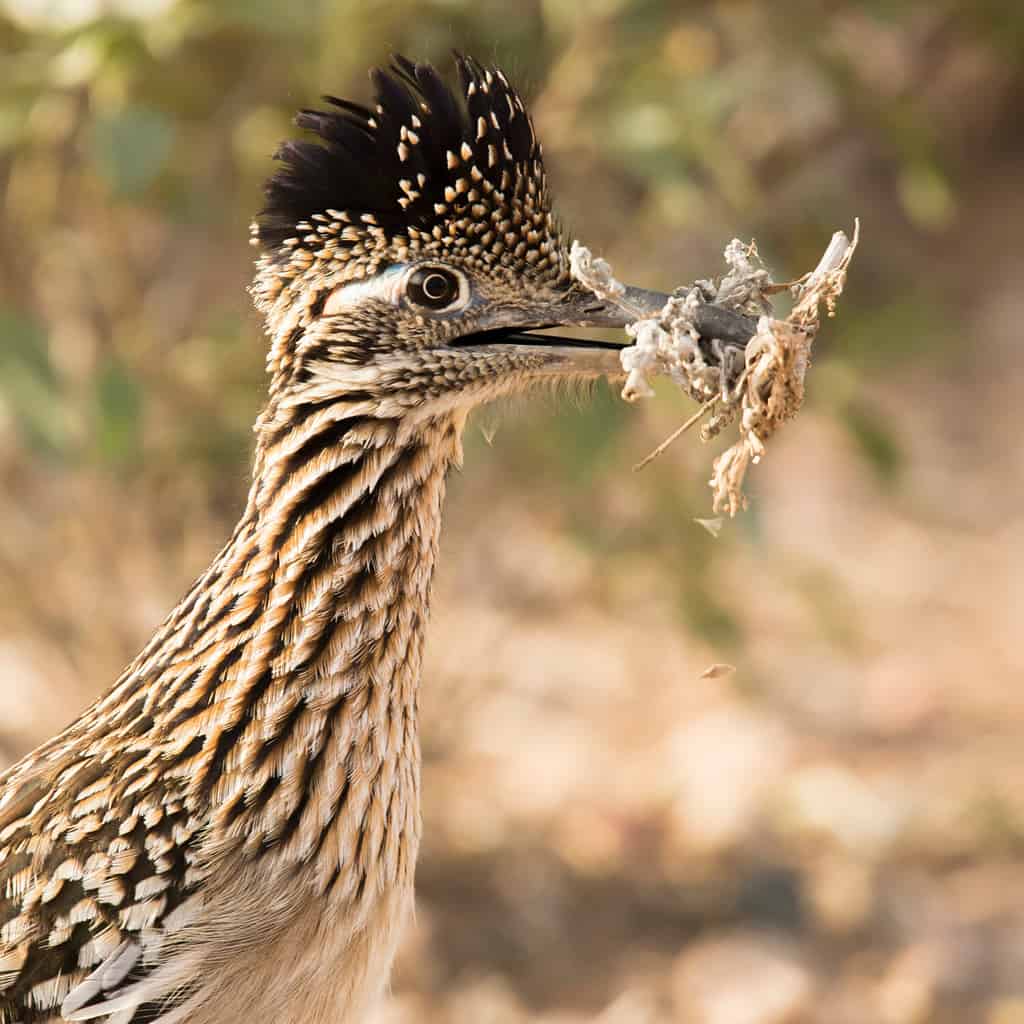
[253,54,568,287]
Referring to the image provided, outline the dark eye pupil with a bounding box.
[423,274,448,299]
[408,267,458,309]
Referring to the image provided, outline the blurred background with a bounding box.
[1,1,1022,1022]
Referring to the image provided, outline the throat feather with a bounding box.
[105,408,463,888]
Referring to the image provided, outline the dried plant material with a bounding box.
[570,223,860,515]
[568,243,627,305]
[694,517,724,538]
[699,663,737,680]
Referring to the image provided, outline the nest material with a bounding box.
[570,224,859,516]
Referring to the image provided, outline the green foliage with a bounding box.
[90,104,174,196]
[841,401,904,486]
[0,308,68,455]
[92,353,143,468]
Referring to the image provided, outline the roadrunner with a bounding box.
[0,55,752,1024]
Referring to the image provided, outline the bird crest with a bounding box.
[253,54,568,292]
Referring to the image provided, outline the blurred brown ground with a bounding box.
[1,3,1023,1022]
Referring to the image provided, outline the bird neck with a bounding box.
[87,395,466,895]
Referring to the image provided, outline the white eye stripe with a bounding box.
[322,263,472,318]
[322,268,405,315]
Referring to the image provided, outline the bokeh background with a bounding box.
[1,2,1023,1022]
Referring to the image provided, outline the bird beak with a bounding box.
[454,284,758,378]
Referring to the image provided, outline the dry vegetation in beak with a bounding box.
[570,223,860,516]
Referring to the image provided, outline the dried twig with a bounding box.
[632,397,717,472]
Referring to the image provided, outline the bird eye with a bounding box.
[406,266,463,311]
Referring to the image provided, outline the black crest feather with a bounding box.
[255,54,548,257]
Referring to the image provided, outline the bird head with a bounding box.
[249,54,676,426]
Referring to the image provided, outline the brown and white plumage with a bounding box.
[0,54,750,1024]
